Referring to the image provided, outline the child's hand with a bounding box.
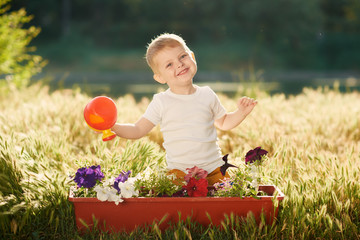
[237,97,257,117]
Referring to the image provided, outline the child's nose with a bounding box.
[177,60,184,68]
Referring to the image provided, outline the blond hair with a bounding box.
[146,33,190,71]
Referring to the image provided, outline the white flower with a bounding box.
[93,185,121,203]
[118,181,139,198]
[94,185,110,201]
[136,167,153,180]
[250,179,258,188]
[107,189,124,205]
[103,177,115,187]
[93,185,125,205]
[248,165,260,190]
[250,165,258,176]
[126,177,137,184]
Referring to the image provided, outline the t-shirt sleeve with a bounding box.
[209,87,226,120]
[142,94,162,125]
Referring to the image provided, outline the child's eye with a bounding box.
[166,63,172,68]
[180,54,187,59]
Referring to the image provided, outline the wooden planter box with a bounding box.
[69,185,284,232]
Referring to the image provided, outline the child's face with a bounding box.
[152,45,197,93]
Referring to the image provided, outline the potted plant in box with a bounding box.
[68,147,284,232]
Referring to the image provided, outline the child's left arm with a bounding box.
[214,97,257,131]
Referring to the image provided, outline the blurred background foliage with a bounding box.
[0,0,46,89]
[7,0,360,72]
[1,0,360,98]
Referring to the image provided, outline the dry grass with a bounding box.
[0,82,359,239]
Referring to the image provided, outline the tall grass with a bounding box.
[0,82,359,239]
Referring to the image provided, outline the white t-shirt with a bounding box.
[143,85,226,173]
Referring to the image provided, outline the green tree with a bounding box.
[0,0,46,89]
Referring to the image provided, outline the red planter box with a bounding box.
[69,185,284,232]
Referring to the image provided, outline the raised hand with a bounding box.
[237,97,257,117]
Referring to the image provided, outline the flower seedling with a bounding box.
[70,147,270,203]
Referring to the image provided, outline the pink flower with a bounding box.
[184,177,208,197]
[184,166,208,183]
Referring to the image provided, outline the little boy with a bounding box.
[111,33,257,185]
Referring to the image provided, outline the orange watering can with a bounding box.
[84,96,117,141]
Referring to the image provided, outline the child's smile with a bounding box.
[177,67,188,76]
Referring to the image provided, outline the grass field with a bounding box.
[0,82,359,239]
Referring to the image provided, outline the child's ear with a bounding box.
[153,74,166,84]
[191,52,196,62]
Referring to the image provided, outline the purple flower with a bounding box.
[73,165,105,188]
[245,147,268,164]
[113,170,131,193]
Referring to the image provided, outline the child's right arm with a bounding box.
[111,117,155,139]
